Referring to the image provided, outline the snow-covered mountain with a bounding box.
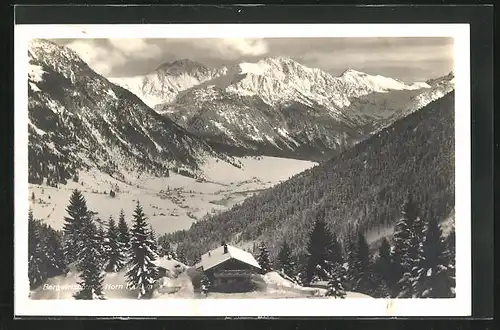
[338,70,455,133]
[149,57,455,160]
[109,59,227,109]
[219,58,429,110]
[28,39,237,186]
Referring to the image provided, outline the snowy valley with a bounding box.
[29,156,316,234]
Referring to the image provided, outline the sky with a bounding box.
[53,37,454,83]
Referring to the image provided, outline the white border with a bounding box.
[14,24,471,317]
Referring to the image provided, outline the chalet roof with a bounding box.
[152,257,185,271]
[195,244,261,271]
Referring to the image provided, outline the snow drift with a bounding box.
[30,258,189,300]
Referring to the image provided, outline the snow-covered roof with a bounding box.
[153,257,186,271]
[195,244,261,271]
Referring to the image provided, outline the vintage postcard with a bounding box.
[14,23,471,317]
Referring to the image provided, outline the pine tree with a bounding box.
[257,242,272,274]
[372,273,391,298]
[444,225,456,296]
[413,217,454,298]
[95,217,108,268]
[73,214,106,300]
[330,232,344,265]
[42,228,67,277]
[62,190,89,265]
[407,213,425,289]
[158,237,172,259]
[149,224,158,254]
[353,231,376,295]
[392,197,417,272]
[97,219,106,238]
[373,237,393,297]
[29,210,68,288]
[445,225,456,262]
[375,238,392,278]
[277,240,296,277]
[391,194,420,297]
[176,247,186,264]
[28,210,45,288]
[413,214,427,247]
[345,228,359,290]
[396,273,413,298]
[117,209,130,262]
[318,262,347,299]
[126,202,159,299]
[305,218,334,284]
[105,216,126,272]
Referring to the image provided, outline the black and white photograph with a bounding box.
[14,23,471,317]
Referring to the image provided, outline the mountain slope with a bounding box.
[155,58,454,160]
[28,39,236,186]
[167,91,455,263]
[164,86,365,160]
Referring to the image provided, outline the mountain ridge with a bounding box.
[109,55,454,161]
[154,58,454,160]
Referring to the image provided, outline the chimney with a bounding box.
[208,251,211,257]
[223,243,228,254]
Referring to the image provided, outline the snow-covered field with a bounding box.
[30,259,372,300]
[28,156,316,235]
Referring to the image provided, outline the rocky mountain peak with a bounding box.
[261,56,298,66]
[339,68,368,77]
[425,71,455,86]
[155,58,210,76]
[29,39,92,77]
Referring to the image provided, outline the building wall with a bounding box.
[211,258,257,272]
[205,258,260,293]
